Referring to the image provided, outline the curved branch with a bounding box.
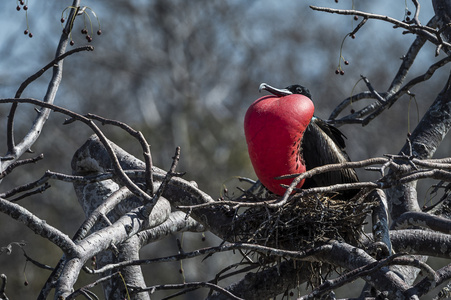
[388,70,451,221]
[0,197,77,254]
[207,260,313,300]
[389,229,451,259]
[388,26,429,94]
[313,240,410,297]
[83,113,154,194]
[135,281,244,300]
[56,199,169,298]
[393,211,451,234]
[309,6,448,50]
[363,55,451,125]
[89,243,332,275]
[399,169,451,184]
[300,254,417,300]
[410,263,451,298]
[70,134,234,238]
[6,2,85,159]
[433,0,451,47]
[370,189,392,258]
[137,211,204,246]
[328,17,443,125]
[0,274,7,300]
[329,91,377,122]
[391,46,450,101]
[0,97,154,204]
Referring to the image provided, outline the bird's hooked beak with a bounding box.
[259,83,293,97]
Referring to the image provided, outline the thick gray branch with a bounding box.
[0,197,77,254]
[72,135,235,238]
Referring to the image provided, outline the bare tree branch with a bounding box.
[0,154,43,180]
[0,197,77,253]
[0,274,9,300]
[388,229,451,258]
[309,6,447,49]
[134,281,245,300]
[82,113,154,195]
[370,189,393,258]
[1,97,154,204]
[89,242,332,275]
[5,1,85,160]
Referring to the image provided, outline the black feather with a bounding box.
[301,117,359,193]
[285,84,312,99]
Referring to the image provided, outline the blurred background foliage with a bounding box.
[0,0,450,298]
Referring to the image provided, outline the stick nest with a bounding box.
[229,191,376,251]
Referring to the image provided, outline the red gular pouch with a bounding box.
[244,94,314,196]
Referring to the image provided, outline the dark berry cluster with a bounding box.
[335,59,349,76]
[60,6,103,47]
[404,9,412,22]
[79,27,102,44]
[23,29,32,38]
[16,0,33,38]
[16,0,27,11]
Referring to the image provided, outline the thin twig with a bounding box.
[390,54,451,107]
[163,263,258,300]
[300,253,406,300]
[88,242,332,275]
[361,76,386,104]
[14,46,94,100]
[350,16,368,36]
[179,154,451,210]
[82,113,154,195]
[130,281,244,300]
[0,97,154,204]
[0,154,44,179]
[141,147,182,217]
[23,251,54,271]
[399,169,451,183]
[362,55,451,126]
[329,91,376,120]
[7,45,93,155]
[309,6,446,48]
[66,272,121,300]
[9,184,51,202]
[409,0,421,26]
[274,158,389,208]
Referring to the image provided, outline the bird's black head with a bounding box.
[284,84,312,99]
[259,83,312,100]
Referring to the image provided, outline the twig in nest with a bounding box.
[232,193,376,251]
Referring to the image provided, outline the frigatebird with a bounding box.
[244,83,358,196]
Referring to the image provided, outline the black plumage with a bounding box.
[301,116,359,189]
